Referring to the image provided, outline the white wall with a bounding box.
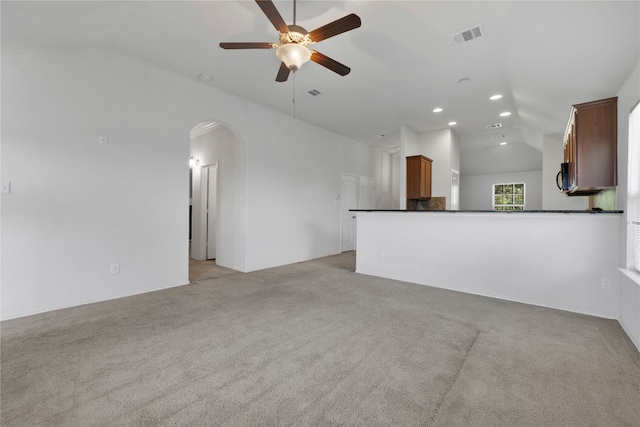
[1,48,372,319]
[399,125,418,209]
[407,129,457,209]
[370,129,401,210]
[356,212,622,319]
[415,129,452,201]
[615,62,639,214]
[620,270,640,352]
[450,131,461,174]
[450,131,461,210]
[541,134,589,210]
[245,118,372,271]
[461,144,543,177]
[616,61,640,352]
[460,171,543,210]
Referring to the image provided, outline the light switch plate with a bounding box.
[110,263,120,275]
[1,181,10,194]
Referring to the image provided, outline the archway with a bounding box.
[188,120,248,279]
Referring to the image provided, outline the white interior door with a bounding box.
[358,176,375,209]
[341,173,357,252]
[205,165,218,260]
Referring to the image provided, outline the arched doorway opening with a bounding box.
[188,120,247,280]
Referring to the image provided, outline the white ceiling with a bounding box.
[2,1,639,174]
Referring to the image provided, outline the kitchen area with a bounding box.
[355,93,639,352]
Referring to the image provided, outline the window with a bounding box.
[493,183,525,211]
[627,101,640,272]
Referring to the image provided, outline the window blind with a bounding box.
[628,101,640,272]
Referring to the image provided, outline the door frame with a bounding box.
[204,163,218,260]
[192,161,218,261]
[340,172,357,252]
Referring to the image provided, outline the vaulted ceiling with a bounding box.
[2,1,638,175]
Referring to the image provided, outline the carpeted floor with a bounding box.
[2,252,639,426]
[189,256,237,282]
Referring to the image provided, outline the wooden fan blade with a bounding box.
[219,42,276,49]
[310,51,351,76]
[309,13,361,42]
[255,0,289,33]
[276,62,291,82]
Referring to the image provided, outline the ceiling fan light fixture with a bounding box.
[221,0,361,81]
[276,43,311,72]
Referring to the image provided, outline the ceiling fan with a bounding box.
[220,0,361,82]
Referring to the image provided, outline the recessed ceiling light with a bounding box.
[499,112,511,117]
[448,121,457,126]
[499,141,508,146]
[457,77,471,84]
[433,107,443,113]
[489,94,503,100]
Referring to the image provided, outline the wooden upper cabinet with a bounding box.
[407,155,432,199]
[563,97,617,195]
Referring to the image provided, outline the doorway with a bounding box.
[189,161,222,281]
[188,120,248,276]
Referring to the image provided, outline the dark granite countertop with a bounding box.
[350,209,623,214]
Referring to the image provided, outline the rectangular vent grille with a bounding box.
[486,123,503,129]
[307,89,321,96]
[452,25,484,45]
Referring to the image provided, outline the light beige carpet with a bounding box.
[2,252,639,426]
[188,256,238,282]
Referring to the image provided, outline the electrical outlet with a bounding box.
[110,263,120,275]
[601,278,611,289]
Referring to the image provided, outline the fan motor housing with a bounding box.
[280,25,312,46]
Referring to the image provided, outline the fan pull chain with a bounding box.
[292,72,296,119]
[293,0,297,120]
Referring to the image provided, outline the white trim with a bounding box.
[1,281,189,321]
[620,268,640,285]
[492,181,526,211]
[618,268,640,353]
[190,122,223,138]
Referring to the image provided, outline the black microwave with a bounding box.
[556,162,569,191]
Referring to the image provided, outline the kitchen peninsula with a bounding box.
[352,209,623,319]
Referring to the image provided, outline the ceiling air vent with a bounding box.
[307,89,321,96]
[452,24,484,45]
[486,123,503,129]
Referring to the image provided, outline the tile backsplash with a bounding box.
[590,188,616,210]
[407,197,447,211]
